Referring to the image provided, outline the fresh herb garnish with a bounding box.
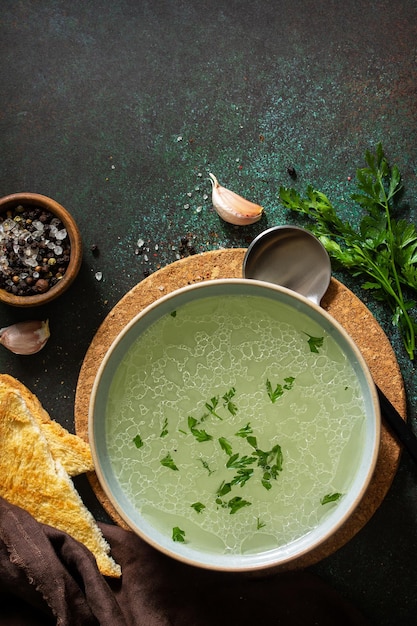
[305,334,324,354]
[230,468,254,487]
[235,423,253,438]
[170,310,177,317]
[266,376,295,402]
[279,143,417,360]
[172,526,186,542]
[191,502,206,513]
[160,417,169,438]
[321,492,343,505]
[246,435,258,449]
[215,493,252,514]
[198,458,215,475]
[227,496,252,515]
[226,453,257,470]
[256,517,266,530]
[160,452,179,471]
[216,481,232,498]
[222,387,238,415]
[205,396,222,419]
[188,416,213,442]
[218,437,233,456]
[255,444,283,490]
[133,434,144,449]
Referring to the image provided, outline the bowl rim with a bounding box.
[89,278,381,572]
[0,192,82,307]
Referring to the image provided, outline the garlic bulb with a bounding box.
[0,320,50,355]
[209,173,264,225]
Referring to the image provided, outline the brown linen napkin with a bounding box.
[0,497,370,626]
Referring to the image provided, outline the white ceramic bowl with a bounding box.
[89,279,380,572]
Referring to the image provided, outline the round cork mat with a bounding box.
[75,249,406,570]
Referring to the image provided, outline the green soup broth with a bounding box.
[105,294,367,555]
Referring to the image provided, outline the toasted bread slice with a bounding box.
[0,387,121,577]
[0,374,93,476]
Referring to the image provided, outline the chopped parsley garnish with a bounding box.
[132,386,289,547]
[227,496,252,515]
[216,481,232,498]
[266,376,295,402]
[218,436,233,456]
[230,468,253,487]
[205,395,222,419]
[160,452,179,471]
[305,334,324,353]
[198,458,215,475]
[222,387,238,415]
[188,416,213,442]
[132,434,144,449]
[170,310,177,317]
[235,423,253,438]
[256,444,284,490]
[215,494,252,514]
[191,502,206,513]
[160,417,169,438]
[226,453,257,470]
[321,492,343,505]
[172,526,186,542]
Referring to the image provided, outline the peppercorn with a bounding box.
[34,278,49,293]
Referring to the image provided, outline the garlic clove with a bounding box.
[209,173,264,226]
[0,320,50,355]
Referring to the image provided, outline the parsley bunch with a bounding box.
[279,144,417,360]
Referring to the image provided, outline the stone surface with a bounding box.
[1,2,417,624]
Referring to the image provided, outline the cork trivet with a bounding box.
[75,249,406,569]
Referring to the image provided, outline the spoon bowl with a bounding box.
[243,225,331,304]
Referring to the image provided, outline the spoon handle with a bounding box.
[376,385,417,464]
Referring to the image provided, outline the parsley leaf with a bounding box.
[205,396,222,419]
[160,452,179,471]
[133,434,144,449]
[198,458,215,475]
[188,416,213,442]
[172,526,186,542]
[266,376,295,402]
[255,444,284,490]
[279,143,417,360]
[222,387,238,415]
[226,453,257,469]
[235,423,253,438]
[321,492,343,505]
[305,334,324,353]
[160,417,168,438]
[227,496,252,515]
[218,437,233,456]
[191,502,206,513]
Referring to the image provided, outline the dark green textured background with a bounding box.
[1,1,417,624]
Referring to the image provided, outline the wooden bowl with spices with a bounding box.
[0,193,82,307]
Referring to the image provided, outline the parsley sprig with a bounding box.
[279,143,417,359]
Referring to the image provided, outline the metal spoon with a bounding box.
[243,225,417,464]
[243,225,331,305]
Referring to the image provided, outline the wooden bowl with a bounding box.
[0,193,82,307]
